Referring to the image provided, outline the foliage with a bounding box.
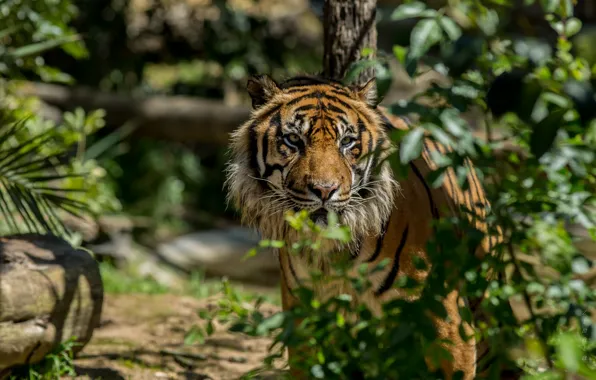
[99,261,171,295]
[40,0,322,94]
[0,0,121,241]
[201,0,596,379]
[8,337,79,380]
[100,262,280,305]
[0,0,87,83]
[101,138,204,239]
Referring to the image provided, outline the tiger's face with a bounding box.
[226,75,398,248]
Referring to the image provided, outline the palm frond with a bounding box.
[0,117,90,237]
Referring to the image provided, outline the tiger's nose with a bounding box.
[308,182,339,202]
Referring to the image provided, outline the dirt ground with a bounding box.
[72,293,285,380]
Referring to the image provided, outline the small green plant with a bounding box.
[99,262,170,295]
[8,337,80,380]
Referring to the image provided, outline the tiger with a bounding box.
[225,74,510,379]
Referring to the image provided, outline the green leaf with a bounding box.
[399,128,425,164]
[393,45,407,65]
[409,19,443,59]
[439,16,462,41]
[184,325,205,345]
[530,108,566,158]
[565,18,582,37]
[557,332,582,372]
[541,0,558,13]
[405,55,419,78]
[311,364,325,379]
[0,117,91,237]
[562,0,574,18]
[439,109,466,137]
[343,59,379,85]
[563,80,596,125]
[259,239,285,248]
[390,2,436,20]
[255,313,285,335]
[8,34,81,59]
[375,64,393,102]
[476,9,499,36]
[322,225,351,243]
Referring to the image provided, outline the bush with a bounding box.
[0,0,120,240]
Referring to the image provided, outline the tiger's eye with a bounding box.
[340,136,355,147]
[284,133,301,146]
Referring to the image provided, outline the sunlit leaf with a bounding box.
[390,2,436,20]
[8,34,81,59]
[399,128,425,164]
[409,19,442,60]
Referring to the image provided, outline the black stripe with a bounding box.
[327,103,349,115]
[410,162,439,219]
[288,194,313,202]
[466,160,486,211]
[294,104,316,113]
[351,238,363,259]
[248,120,260,173]
[377,112,395,132]
[366,218,390,262]
[375,225,409,296]
[337,115,350,126]
[263,163,287,178]
[285,88,311,94]
[287,255,303,288]
[287,92,322,107]
[248,105,283,175]
[278,254,295,296]
[259,111,282,175]
[327,88,354,98]
[260,117,273,172]
[427,139,459,206]
[322,93,354,112]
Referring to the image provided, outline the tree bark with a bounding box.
[322,0,378,85]
[0,234,103,377]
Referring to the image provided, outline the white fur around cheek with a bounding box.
[269,171,283,188]
[299,119,311,134]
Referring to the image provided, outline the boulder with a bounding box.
[156,228,279,286]
[0,234,103,378]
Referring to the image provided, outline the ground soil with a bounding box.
[72,293,285,380]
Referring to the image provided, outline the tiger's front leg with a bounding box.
[279,270,311,380]
[426,290,477,380]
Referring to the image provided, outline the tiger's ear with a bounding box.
[247,75,281,109]
[352,78,378,107]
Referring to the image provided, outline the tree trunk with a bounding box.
[322,0,378,85]
[0,234,103,377]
